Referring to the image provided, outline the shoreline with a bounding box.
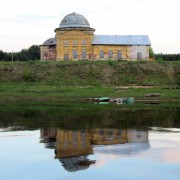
[0,84,179,102]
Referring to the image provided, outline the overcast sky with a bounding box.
[0,0,180,53]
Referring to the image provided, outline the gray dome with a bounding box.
[60,12,90,28]
[43,38,56,46]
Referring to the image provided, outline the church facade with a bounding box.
[40,12,151,61]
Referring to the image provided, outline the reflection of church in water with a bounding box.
[40,128,149,172]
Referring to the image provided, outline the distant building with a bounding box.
[40,12,151,61]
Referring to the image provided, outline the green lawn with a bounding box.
[0,82,179,102]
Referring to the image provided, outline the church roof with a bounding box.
[92,35,151,45]
[59,12,90,28]
[42,38,56,46]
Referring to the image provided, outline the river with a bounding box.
[0,101,179,180]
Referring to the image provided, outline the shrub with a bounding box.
[23,71,37,82]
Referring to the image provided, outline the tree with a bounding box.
[0,50,5,60]
[0,50,11,61]
[149,47,154,59]
[27,45,40,60]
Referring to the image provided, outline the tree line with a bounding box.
[0,45,40,61]
[154,53,180,61]
[150,47,180,61]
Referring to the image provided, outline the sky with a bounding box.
[0,0,180,53]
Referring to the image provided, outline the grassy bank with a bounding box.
[0,60,180,101]
[0,83,180,101]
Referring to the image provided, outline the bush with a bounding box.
[23,71,37,82]
[157,58,164,63]
[108,61,113,67]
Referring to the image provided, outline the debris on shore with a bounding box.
[88,97,135,104]
[144,93,160,97]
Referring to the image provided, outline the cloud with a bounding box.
[1,0,180,52]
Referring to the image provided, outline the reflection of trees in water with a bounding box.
[40,128,150,172]
[0,102,179,129]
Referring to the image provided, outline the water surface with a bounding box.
[0,101,180,180]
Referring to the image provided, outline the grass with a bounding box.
[0,60,180,101]
[0,82,179,101]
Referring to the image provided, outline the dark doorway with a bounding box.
[137,52,142,60]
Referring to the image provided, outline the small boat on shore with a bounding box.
[93,97,110,102]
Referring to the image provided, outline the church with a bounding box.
[40,12,151,61]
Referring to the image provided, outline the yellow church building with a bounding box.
[40,12,151,61]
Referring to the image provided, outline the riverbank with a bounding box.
[0,60,179,101]
[0,83,179,102]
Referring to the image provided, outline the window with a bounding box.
[82,50,86,59]
[73,40,78,46]
[108,50,113,59]
[99,50,104,58]
[117,51,122,60]
[73,50,77,59]
[64,54,69,60]
[82,40,86,45]
[137,52,142,60]
[64,40,69,46]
